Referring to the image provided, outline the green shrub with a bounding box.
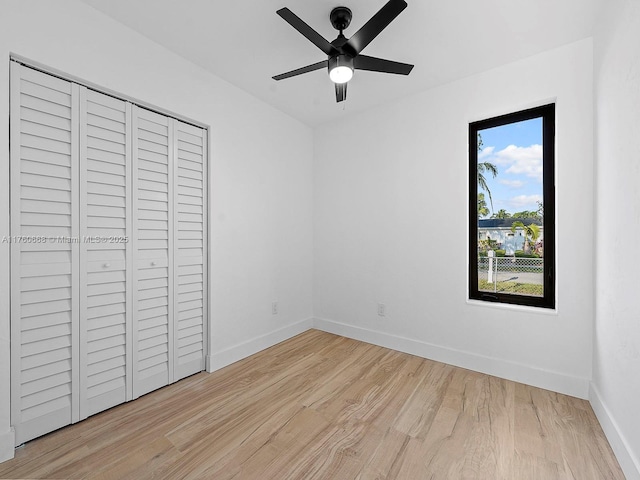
[514,251,540,258]
[478,249,506,257]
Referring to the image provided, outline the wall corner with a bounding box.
[590,383,640,480]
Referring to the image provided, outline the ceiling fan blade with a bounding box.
[277,8,339,56]
[354,55,413,75]
[335,82,347,103]
[273,60,328,81]
[344,0,407,55]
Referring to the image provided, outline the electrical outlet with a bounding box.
[272,301,278,315]
[377,303,386,316]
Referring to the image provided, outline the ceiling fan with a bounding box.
[272,0,414,103]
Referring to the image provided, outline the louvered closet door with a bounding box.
[132,106,174,398]
[10,63,208,444]
[174,121,207,380]
[10,63,80,445]
[79,88,132,418]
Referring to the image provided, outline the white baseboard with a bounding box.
[207,318,314,373]
[0,427,15,463]
[313,317,590,399]
[590,383,640,480]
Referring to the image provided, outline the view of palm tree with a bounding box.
[491,209,511,219]
[510,221,540,255]
[477,193,489,218]
[477,133,498,212]
[511,210,541,220]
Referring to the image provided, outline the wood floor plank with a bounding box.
[393,360,455,439]
[355,427,411,480]
[0,330,626,480]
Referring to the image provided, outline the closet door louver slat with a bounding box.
[10,63,81,445]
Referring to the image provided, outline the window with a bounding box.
[469,104,555,308]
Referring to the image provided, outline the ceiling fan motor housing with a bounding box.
[330,7,352,32]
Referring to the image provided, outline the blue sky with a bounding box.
[478,117,543,216]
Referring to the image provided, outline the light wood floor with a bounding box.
[0,329,625,479]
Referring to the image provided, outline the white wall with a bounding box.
[0,0,314,461]
[314,39,594,400]
[592,1,640,478]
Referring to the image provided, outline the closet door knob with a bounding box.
[103,263,110,268]
[151,261,157,266]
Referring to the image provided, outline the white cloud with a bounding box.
[499,179,524,189]
[509,194,543,209]
[478,146,495,159]
[493,144,543,181]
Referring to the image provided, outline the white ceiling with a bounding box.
[81,0,603,127]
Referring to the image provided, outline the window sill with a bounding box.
[466,298,559,316]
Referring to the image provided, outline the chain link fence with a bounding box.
[478,255,544,296]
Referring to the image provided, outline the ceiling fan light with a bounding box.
[329,65,353,84]
[328,54,354,84]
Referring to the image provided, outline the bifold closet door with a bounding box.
[174,121,207,380]
[78,87,133,419]
[10,63,207,445]
[10,63,80,444]
[132,106,174,398]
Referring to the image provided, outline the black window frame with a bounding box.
[469,104,555,309]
